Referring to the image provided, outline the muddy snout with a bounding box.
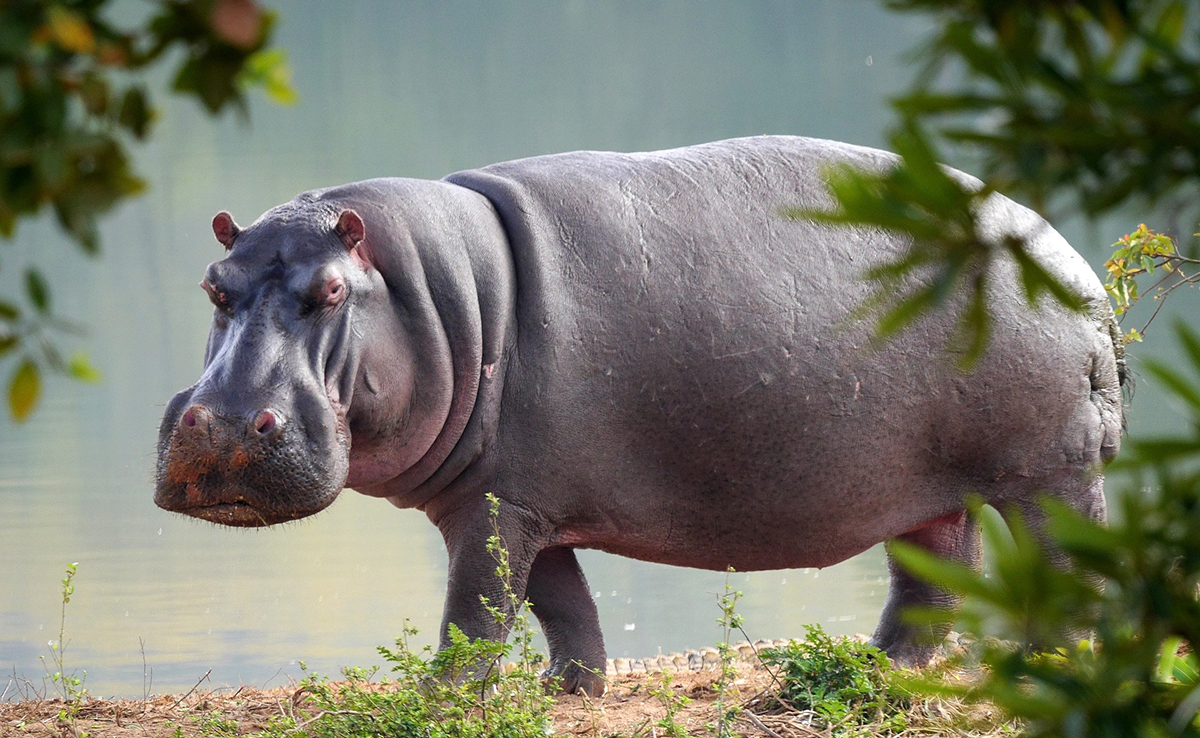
[155,397,343,527]
[165,402,282,483]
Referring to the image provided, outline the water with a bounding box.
[0,0,1193,699]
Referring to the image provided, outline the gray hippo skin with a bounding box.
[156,136,1124,696]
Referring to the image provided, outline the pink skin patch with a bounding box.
[483,363,496,379]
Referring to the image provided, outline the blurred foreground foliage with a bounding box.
[813,0,1200,366]
[833,1,1200,736]
[892,326,1200,734]
[0,0,294,421]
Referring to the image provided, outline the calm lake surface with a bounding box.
[2,1,1195,699]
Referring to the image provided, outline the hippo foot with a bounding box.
[870,637,938,670]
[541,658,606,697]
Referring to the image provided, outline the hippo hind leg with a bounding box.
[525,547,607,697]
[870,510,981,667]
[995,472,1107,646]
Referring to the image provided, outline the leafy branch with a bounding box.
[0,0,296,422]
[807,0,1200,364]
[1104,223,1200,344]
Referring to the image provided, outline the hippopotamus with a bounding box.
[155,136,1124,696]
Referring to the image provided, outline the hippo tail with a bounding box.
[1108,316,1130,396]
[1093,315,1128,463]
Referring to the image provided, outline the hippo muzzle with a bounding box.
[155,385,350,527]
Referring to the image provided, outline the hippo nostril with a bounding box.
[253,409,277,436]
[180,404,209,431]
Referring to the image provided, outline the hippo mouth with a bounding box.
[186,499,272,527]
[177,498,330,527]
[157,476,341,527]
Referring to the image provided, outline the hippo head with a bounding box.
[155,200,433,527]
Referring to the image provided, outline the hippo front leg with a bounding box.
[435,499,544,662]
[525,547,607,696]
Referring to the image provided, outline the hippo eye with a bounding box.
[317,275,347,308]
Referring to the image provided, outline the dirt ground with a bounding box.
[0,663,820,738]
[0,646,1006,737]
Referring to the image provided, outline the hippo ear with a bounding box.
[212,211,240,250]
[335,209,365,250]
[335,209,372,269]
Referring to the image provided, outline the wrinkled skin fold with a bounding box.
[156,136,1125,697]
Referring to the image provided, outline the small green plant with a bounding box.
[650,672,695,738]
[194,710,239,737]
[791,122,1084,371]
[259,625,553,737]
[481,492,546,693]
[0,0,296,423]
[893,478,1200,736]
[889,321,1200,737]
[762,624,908,737]
[40,562,88,734]
[259,497,554,738]
[711,568,744,738]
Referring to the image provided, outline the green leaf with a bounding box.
[890,539,995,600]
[1128,436,1200,462]
[1007,243,1084,312]
[68,352,102,383]
[24,269,50,314]
[949,273,991,371]
[0,300,18,321]
[1153,1,1186,46]
[1043,499,1122,558]
[1177,321,1200,378]
[0,67,20,115]
[240,48,297,105]
[9,359,40,422]
[875,281,941,338]
[46,5,95,54]
[117,87,154,140]
[78,73,110,117]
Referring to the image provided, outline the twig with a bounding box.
[1140,270,1200,335]
[738,625,787,695]
[139,637,151,704]
[172,668,211,708]
[741,710,785,738]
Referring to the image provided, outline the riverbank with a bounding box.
[1,647,1011,737]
